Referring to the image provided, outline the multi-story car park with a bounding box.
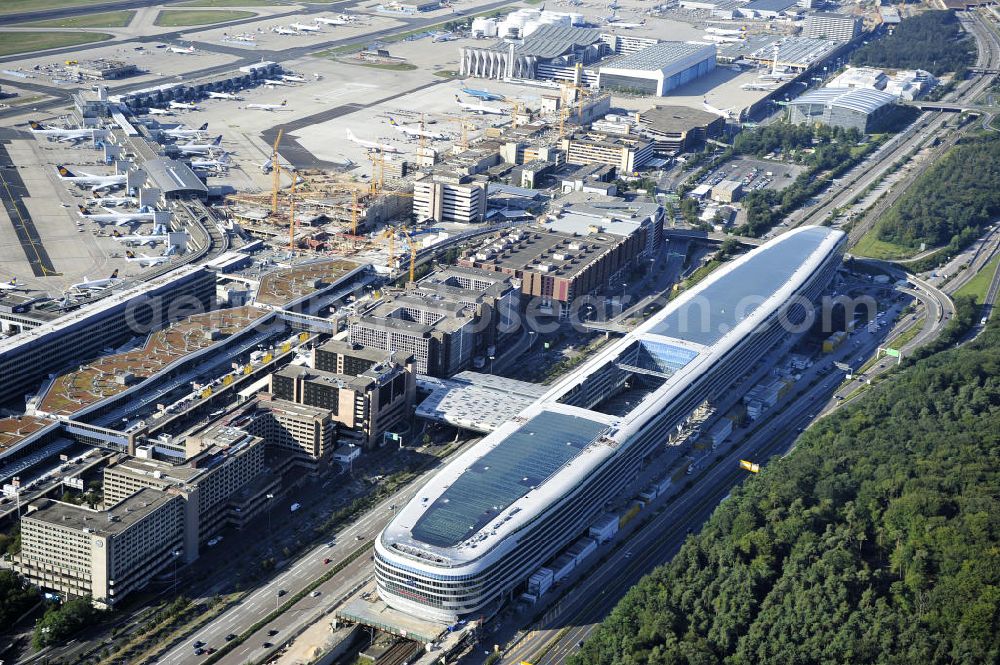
[374,226,846,621]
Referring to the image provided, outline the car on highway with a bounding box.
[195,648,204,656]
[225,633,237,641]
[623,550,632,559]
[277,589,286,597]
[268,629,279,636]
[194,641,205,648]
[262,642,274,649]
[323,558,331,564]
[310,590,321,597]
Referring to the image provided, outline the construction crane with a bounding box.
[511,101,522,130]
[401,225,417,282]
[368,148,385,196]
[288,175,297,251]
[447,117,473,151]
[271,128,284,214]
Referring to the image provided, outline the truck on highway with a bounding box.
[290,503,301,512]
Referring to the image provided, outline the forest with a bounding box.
[851,10,975,76]
[874,133,1000,254]
[574,322,1000,665]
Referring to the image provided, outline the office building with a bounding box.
[0,265,215,409]
[826,66,888,91]
[269,345,415,449]
[375,226,846,621]
[561,131,654,173]
[803,12,862,42]
[598,42,716,96]
[412,172,487,225]
[13,488,184,609]
[250,397,337,461]
[636,105,726,154]
[788,87,896,132]
[102,426,267,561]
[458,225,643,319]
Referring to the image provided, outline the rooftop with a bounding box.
[513,24,602,59]
[748,37,840,68]
[38,306,268,417]
[601,41,715,72]
[790,87,897,114]
[25,487,175,535]
[638,105,723,134]
[415,371,547,433]
[256,259,362,308]
[743,0,799,12]
[144,158,208,195]
[461,227,621,279]
[0,416,54,455]
[410,410,608,548]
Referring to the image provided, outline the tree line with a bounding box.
[574,320,1000,665]
[851,10,975,76]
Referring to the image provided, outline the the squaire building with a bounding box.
[375,227,846,621]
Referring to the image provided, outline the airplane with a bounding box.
[112,225,169,247]
[57,166,126,193]
[705,27,744,35]
[163,123,208,138]
[272,26,300,36]
[459,86,505,101]
[78,204,156,227]
[28,120,108,143]
[0,277,25,291]
[148,107,173,116]
[703,98,736,119]
[607,19,644,28]
[246,100,290,112]
[314,15,350,25]
[190,153,232,171]
[432,31,457,42]
[704,34,743,43]
[169,100,198,111]
[125,250,170,266]
[89,194,137,207]
[262,78,291,87]
[290,22,322,32]
[455,95,506,116]
[388,117,446,140]
[208,91,242,100]
[169,45,196,55]
[71,269,122,292]
[176,136,223,156]
[280,74,307,83]
[345,129,401,153]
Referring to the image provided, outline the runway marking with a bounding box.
[0,141,58,276]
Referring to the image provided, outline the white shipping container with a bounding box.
[589,513,619,543]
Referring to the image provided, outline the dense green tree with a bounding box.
[851,11,975,76]
[33,597,103,648]
[0,569,40,628]
[575,321,1000,665]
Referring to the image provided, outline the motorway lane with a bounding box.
[158,440,480,665]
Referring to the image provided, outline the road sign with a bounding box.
[884,347,901,358]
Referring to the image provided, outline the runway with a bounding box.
[0,141,57,276]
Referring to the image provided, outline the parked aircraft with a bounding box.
[148,107,173,116]
[432,31,457,42]
[28,120,108,143]
[455,95,506,115]
[703,98,736,119]
[190,153,232,171]
[246,100,290,111]
[169,100,198,111]
[89,194,137,207]
[77,204,156,226]
[112,225,169,247]
[169,45,196,55]
[176,136,223,155]
[262,78,291,86]
[314,15,350,25]
[162,123,208,138]
[208,91,242,100]
[56,166,126,193]
[290,22,322,32]
[389,117,446,140]
[280,74,307,83]
[272,26,300,35]
[0,277,25,291]
[345,129,401,153]
[71,269,121,291]
[459,86,505,101]
[125,250,170,266]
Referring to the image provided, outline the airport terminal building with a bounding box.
[374,226,846,621]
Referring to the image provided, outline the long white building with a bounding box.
[374,226,846,621]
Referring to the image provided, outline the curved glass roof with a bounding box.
[648,226,834,346]
[410,410,608,548]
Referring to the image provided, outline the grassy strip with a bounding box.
[16,10,134,27]
[153,9,255,26]
[201,544,373,665]
[179,0,284,5]
[954,253,1000,304]
[433,69,460,78]
[0,0,97,16]
[0,31,112,56]
[337,59,417,70]
[852,232,917,260]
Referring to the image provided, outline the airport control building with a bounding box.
[374,226,846,621]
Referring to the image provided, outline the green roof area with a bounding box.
[649,227,838,347]
[411,411,608,548]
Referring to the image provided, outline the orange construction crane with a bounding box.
[288,175,297,251]
[271,128,284,214]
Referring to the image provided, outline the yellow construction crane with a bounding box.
[351,190,360,236]
[401,225,417,282]
[511,101,522,130]
[271,128,284,214]
[288,176,297,252]
[368,148,385,196]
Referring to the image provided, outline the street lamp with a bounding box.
[489,355,495,374]
[265,493,275,549]
[172,549,181,596]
